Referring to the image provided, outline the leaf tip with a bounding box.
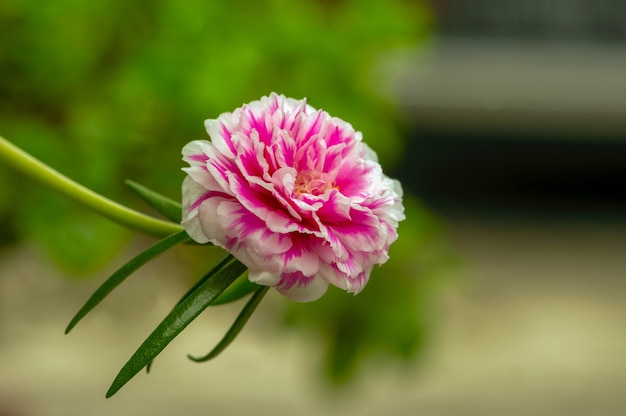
[64,317,80,334]
[186,353,205,363]
[106,374,128,398]
[105,381,120,398]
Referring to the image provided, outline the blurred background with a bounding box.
[1,0,625,415]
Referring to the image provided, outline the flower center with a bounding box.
[294,170,335,196]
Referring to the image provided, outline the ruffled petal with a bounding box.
[276,272,329,302]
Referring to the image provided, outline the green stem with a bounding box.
[0,135,183,238]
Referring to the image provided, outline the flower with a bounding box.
[182,93,404,302]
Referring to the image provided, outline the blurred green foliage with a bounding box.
[0,0,452,385]
[0,0,432,268]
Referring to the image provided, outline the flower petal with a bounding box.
[276,272,329,302]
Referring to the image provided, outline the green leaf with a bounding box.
[106,254,247,398]
[188,285,269,362]
[145,260,257,372]
[65,230,191,334]
[211,272,260,306]
[125,179,182,223]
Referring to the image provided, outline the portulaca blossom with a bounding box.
[182,93,404,302]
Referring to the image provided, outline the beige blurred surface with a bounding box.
[1,218,625,416]
[380,40,626,138]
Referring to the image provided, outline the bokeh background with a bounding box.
[1,1,625,415]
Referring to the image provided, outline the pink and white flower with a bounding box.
[182,93,404,302]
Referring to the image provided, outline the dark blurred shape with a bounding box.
[399,132,626,219]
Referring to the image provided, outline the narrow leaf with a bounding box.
[106,254,247,398]
[211,272,260,306]
[65,230,190,334]
[144,255,252,372]
[188,286,269,362]
[125,180,182,223]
